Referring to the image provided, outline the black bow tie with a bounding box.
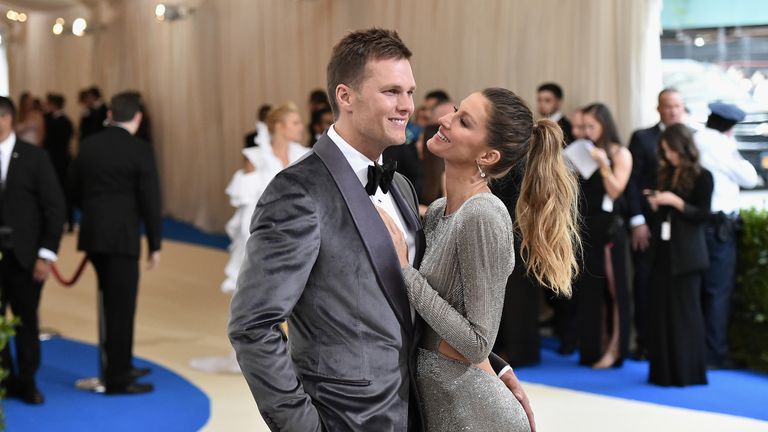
[366,161,398,195]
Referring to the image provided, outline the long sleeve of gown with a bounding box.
[402,198,514,364]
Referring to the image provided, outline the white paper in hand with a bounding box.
[563,139,599,179]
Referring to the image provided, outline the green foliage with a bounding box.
[0,316,16,431]
[730,208,768,372]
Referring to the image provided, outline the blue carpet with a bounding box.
[4,338,209,432]
[161,218,229,251]
[515,338,768,421]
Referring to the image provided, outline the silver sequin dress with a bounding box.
[402,194,531,432]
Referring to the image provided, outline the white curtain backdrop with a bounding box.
[7,0,663,231]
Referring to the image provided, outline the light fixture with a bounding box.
[56,17,65,25]
[154,3,194,22]
[17,12,26,22]
[72,17,87,36]
[694,36,706,47]
[6,10,18,21]
[155,4,166,21]
[52,22,64,35]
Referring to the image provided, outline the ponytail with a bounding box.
[515,119,580,297]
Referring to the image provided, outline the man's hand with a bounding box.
[500,369,536,432]
[631,224,651,251]
[33,259,52,282]
[147,251,161,271]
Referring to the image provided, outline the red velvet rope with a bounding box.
[51,256,89,288]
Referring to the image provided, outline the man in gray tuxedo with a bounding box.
[229,28,532,432]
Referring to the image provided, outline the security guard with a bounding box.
[694,102,758,369]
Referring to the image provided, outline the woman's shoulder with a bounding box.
[455,193,511,227]
[424,197,447,222]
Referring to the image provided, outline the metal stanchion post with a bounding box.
[75,290,105,393]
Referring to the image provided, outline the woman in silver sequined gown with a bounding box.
[381,88,580,432]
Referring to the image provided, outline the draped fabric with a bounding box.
[7,0,662,231]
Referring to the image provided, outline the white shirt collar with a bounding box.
[549,111,563,122]
[0,132,16,183]
[326,124,382,187]
[0,131,15,153]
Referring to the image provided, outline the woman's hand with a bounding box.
[376,207,409,268]
[648,191,684,212]
[590,147,610,168]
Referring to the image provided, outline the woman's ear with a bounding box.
[478,149,501,167]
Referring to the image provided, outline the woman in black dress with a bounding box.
[646,124,712,386]
[576,103,632,368]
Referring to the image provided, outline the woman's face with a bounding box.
[426,92,492,167]
[583,112,603,143]
[660,139,680,167]
[275,111,304,142]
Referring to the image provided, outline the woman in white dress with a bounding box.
[191,102,309,373]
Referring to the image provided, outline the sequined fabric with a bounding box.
[403,194,530,431]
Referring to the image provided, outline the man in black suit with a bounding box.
[0,96,66,404]
[229,28,532,432]
[625,88,686,359]
[70,92,162,395]
[43,93,75,231]
[78,86,108,141]
[536,82,574,144]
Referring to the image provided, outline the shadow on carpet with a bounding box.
[3,338,209,432]
[515,338,768,421]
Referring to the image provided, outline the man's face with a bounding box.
[348,58,416,150]
[571,111,586,140]
[536,90,560,117]
[658,92,685,126]
[0,113,13,138]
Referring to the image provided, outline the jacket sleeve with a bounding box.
[36,151,66,254]
[137,142,162,253]
[626,130,647,222]
[680,169,714,223]
[228,172,324,432]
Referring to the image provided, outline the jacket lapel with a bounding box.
[3,140,24,191]
[313,134,414,334]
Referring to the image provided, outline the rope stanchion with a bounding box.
[51,255,89,287]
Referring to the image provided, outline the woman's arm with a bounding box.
[593,146,632,200]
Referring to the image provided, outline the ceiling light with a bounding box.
[72,17,87,36]
[6,10,18,21]
[17,12,27,22]
[155,4,166,21]
[52,22,64,35]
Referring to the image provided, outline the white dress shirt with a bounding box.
[0,132,58,262]
[695,128,758,215]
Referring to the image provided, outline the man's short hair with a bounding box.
[47,93,66,110]
[425,90,451,103]
[109,92,142,122]
[326,28,412,116]
[537,82,564,100]
[257,104,272,122]
[0,96,16,121]
[658,87,680,101]
[87,86,102,100]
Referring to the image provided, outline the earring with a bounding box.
[477,162,487,179]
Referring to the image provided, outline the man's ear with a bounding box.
[336,84,353,114]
